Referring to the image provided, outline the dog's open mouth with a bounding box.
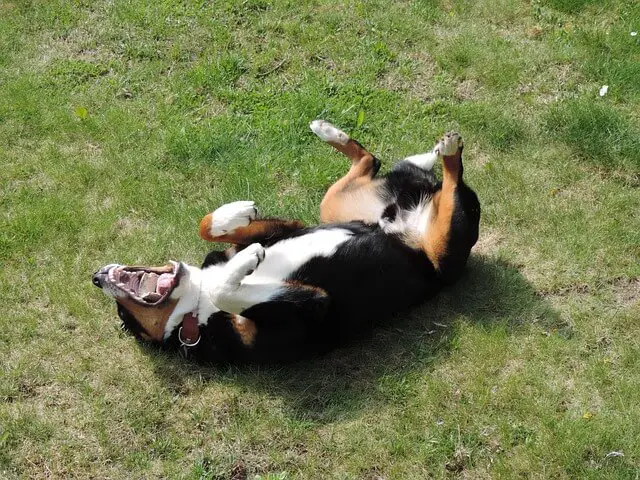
[94,261,182,306]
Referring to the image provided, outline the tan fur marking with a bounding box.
[198,213,213,240]
[319,136,382,223]
[199,217,304,244]
[321,179,383,223]
[125,264,175,274]
[422,150,462,269]
[327,138,373,164]
[441,154,461,187]
[284,280,328,297]
[231,315,257,346]
[116,298,178,342]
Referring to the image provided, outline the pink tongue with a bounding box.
[156,274,174,295]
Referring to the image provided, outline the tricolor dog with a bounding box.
[92,121,480,363]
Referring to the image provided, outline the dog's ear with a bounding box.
[115,298,178,342]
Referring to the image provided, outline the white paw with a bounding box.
[310,119,350,146]
[434,132,463,157]
[209,201,257,236]
[223,243,265,284]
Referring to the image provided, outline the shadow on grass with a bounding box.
[146,255,562,424]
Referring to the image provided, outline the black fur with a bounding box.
[439,182,481,283]
[384,160,439,209]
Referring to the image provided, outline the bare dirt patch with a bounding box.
[473,229,503,256]
[612,277,640,308]
[377,51,437,100]
[539,277,639,309]
[115,216,150,235]
[455,78,482,101]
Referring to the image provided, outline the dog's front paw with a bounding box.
[310,120,350,146]
[207,201,257,237]
[211,243,266,313]
[434,132,463,157]
[223,242,265,283]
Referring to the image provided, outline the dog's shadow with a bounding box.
[147,255,562,423]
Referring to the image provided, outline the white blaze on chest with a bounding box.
[378,200,434,249]
[243,228,353,284]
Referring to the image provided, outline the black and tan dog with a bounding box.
[92,121,480,363]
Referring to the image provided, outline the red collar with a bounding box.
[178,312,200,347]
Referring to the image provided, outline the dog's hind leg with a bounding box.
[310,120,385,223]
[420,132,479,281]
[199,201,304,246]
[420,132,462,271]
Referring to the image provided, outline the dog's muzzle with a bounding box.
[92,264,119,289]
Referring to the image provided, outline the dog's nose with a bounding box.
[92,271,106,288]
[92,264,118,288]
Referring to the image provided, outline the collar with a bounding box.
[177,267,202,351]
[178,312,201,348]
[166,263,222,354]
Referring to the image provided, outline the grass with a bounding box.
[1,0,639,478]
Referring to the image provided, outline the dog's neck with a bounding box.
[163,264,223,339]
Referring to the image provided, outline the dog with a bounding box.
[92,121,480,363]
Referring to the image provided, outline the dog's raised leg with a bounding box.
[310,120,385,223]
[199,201,304,245]
[421,132,465,272]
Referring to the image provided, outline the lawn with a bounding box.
[1,0,639,478]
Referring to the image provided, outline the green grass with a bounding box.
[1,0,639,478]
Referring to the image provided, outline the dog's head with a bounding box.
[92,262,186,343]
